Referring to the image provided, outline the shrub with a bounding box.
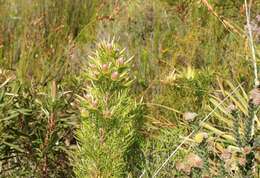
[73,41,145,178]
[0,72,78,177]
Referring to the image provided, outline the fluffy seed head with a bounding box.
[187,153,203,168]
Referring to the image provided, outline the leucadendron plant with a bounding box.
[73,40,145,178]
[0,73,78,177]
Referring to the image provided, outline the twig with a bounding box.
[0,76,15,89]
[245,0,258,87]
[201,0,245,37]
[139,170,146,178]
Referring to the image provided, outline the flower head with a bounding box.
[111,71,119,81]
[226,104,236,113]
[175,161,191,175]
[221,149,232,161]
[249,87,260,106]
[187,153,203,168]
[101,64,109,72]
[256,14,260,22]
[238,157,246,166]
[117,58,124,66]
[91,100,98,108]
[183,112,198,122]
[242,146,252,155]
[194,132,208,144]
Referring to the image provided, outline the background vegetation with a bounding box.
[0,0,260,177]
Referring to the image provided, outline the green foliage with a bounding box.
[0,0,99,83]
[182,81,260,177]
[0,0,95,176]
[73,41,145,178]
[0,75,79,177]
[142,127,186,177]
[0,0,260,177]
